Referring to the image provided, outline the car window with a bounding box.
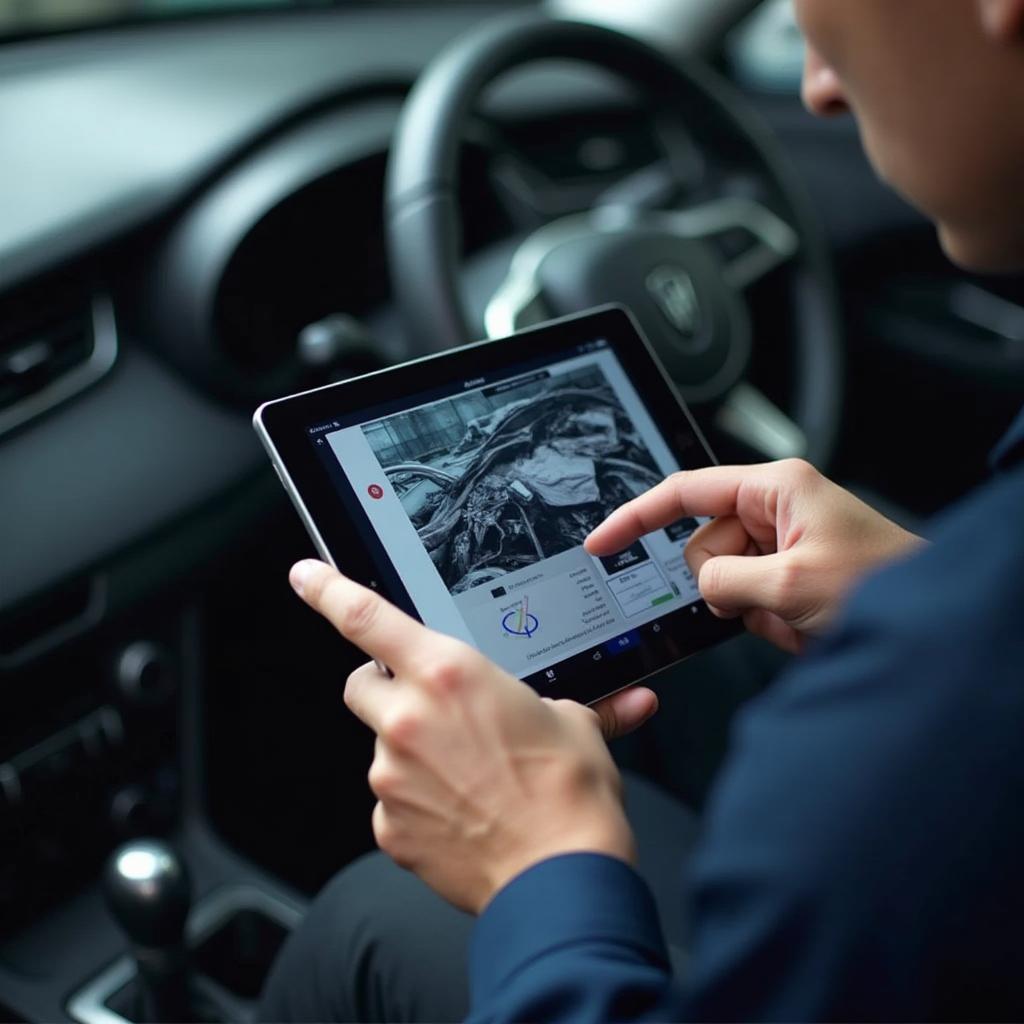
[727,0,804,94]
[0,0,515,41]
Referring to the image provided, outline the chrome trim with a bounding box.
[483,197,798,339]
[714,381,807,460]
[252,414,337,571]
[0,294,118,439]
[113,844,182,886]
[66,885,303,1024]
[67,958,134,1024]
[645,264,703,340]
[484,213,593,338]
[660,196,800,289]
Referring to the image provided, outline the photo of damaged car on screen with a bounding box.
[361,365,665,594]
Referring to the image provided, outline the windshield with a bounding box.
[0,1,503,41]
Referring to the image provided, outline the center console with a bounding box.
[0,597,183,941]
[0,596,307,1024]
[69,843,298,1024]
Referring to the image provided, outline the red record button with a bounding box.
[367,484,385,500]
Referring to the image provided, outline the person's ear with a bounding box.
[977,0,1024,40]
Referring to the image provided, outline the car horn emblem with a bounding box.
[646,265,702,345]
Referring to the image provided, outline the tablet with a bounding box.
[254,305,739,705]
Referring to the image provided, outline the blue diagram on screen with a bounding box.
[502,596,540,638]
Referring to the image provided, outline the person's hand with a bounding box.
[586,459,924,654]
[289,559,658,914]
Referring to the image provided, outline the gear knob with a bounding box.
[104,839,191,948]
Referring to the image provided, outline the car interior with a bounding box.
[2,0,1024,1021]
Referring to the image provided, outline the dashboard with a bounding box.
[0,3,655,628]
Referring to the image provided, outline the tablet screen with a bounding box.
[288,314,736,700]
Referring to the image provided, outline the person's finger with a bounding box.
[742,608,806,656]
[684,515,761,579]
[697,551,794,618]
[590,687,659,740]
[343,661,395,732]
[372,800,409,867]
[290,560,435,672]
[684,517,760,620]
[585,465,771,556]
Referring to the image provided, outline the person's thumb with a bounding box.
[698,551,795,619]
[591,687,659,740]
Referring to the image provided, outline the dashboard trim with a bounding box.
[0,294,118,441]
[0,574,108,670]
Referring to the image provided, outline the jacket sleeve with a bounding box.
[467,852,682,1024]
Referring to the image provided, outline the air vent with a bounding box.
[0,291,117,438]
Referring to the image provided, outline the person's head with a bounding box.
[793,0,1024,272]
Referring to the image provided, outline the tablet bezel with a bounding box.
[254,304,740,704]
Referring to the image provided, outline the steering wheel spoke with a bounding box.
[488,148,586,225]
[483,214,593,337]
[485,286,553,338]
[592,158,682,214]
[714,382,808,461]
[662,196,800,290]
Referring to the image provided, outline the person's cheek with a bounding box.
[792,0,830,56]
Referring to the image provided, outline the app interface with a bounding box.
[316,341,706,680]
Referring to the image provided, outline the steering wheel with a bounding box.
[385,12,842,467]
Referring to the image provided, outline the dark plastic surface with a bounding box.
[535,230,752,396]
[0,4,638,298]
[138,100,400,403]
[194,909,288,1000]
[0,7,502,294]
[0,346,261,614]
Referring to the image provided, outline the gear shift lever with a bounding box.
[104,840,192,1022]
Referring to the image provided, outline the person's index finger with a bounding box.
[584,466,755,556]
[290,560,430,672]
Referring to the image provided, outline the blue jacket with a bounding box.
[469,411,1024,1022]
